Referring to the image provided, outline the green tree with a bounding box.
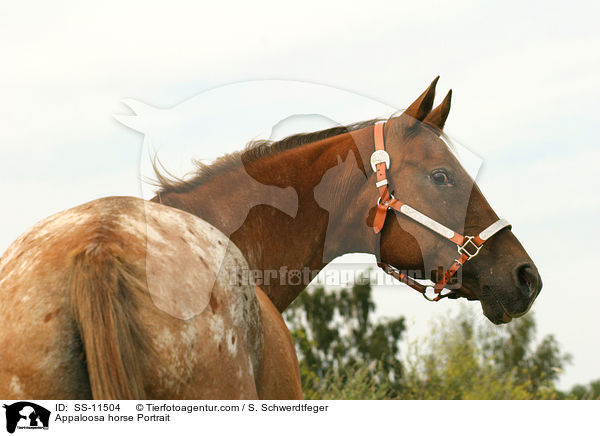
[399,308,572,399]
[284,279,575,400]
[283,278,405,398]
[568,379,600,399]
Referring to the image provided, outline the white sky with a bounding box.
[1,1,598,390]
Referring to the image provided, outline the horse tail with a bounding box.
[68,236,150,399]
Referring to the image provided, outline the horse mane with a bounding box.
[152,118,382,195]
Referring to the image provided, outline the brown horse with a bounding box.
[0,197,301,399]
[0,78,541,399]
[152,77,541,319]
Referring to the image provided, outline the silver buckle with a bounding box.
[370,150,390,172]
[457,236,481,260]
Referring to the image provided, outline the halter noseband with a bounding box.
[371,121,511,301]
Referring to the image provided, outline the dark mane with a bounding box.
[153,118,382,194]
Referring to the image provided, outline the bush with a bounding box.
[284,278,405,397]
[285,280,575,400]
[567,379,600,399]
[397,308,570,399]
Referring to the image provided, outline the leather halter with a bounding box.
[370,121,511,301]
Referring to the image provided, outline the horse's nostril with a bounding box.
[516,264,541,299]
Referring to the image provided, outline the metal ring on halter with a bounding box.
[377,194,395,206]
[423,286,453,301]
[422,286,437,301]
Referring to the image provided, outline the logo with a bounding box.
[2,402,50,434]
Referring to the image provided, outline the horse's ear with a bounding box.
[424,89,452,131]
[404,76,439,121]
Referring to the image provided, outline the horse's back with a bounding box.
[0,196,263,399]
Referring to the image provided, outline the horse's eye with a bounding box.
[430,169,453,186]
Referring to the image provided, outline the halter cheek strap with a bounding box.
[371,122,392,234]
[371,121,511,301]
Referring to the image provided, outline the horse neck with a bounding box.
[153,126,377,311]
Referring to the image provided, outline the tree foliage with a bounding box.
[283,279,405,398]
[399,308,571,399]
[568,379,600,399]
[284,279,581,400]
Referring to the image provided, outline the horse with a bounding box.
[0,78,542,399]
[0,197,301,399]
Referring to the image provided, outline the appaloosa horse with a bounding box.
[0,78,541,400]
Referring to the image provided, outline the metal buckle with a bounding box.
[370,150,390,172]
[457,236,481,260]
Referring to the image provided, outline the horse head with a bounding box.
[372,78,541,324]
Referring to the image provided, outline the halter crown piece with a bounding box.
[371,121,511,301]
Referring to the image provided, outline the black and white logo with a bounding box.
[3,402,50,434]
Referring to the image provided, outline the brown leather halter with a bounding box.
[370,121,511,301]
